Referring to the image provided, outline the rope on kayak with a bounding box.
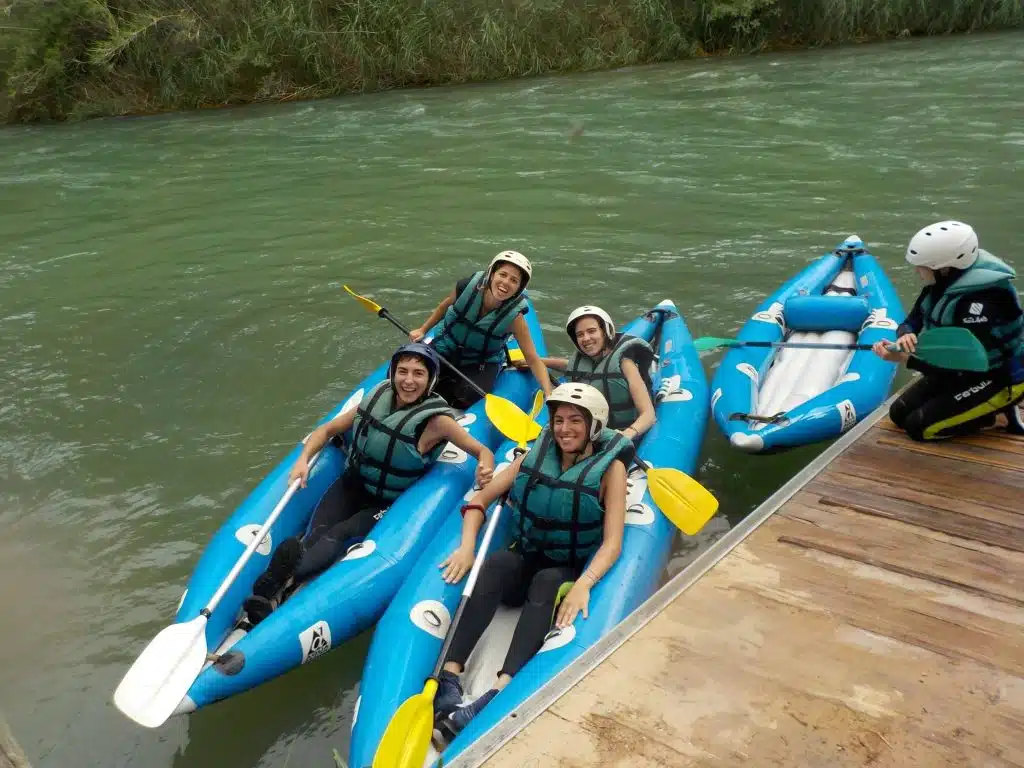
[728,411,788,425]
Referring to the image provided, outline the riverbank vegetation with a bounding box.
[1,0,1022,123]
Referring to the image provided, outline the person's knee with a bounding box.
[902,409,929,441]
[527,568,573,604]
[475,550,519,591]
[889,397,911,429]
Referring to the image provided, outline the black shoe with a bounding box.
[1004,403,1024,435]
[439,688,498,741]
[242,595,274,626]
[433,670,464,723]
[252,537,304,599]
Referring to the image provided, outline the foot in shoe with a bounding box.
[441,688,499,739]
[252,537,304,598]
[243,595,274,626]
[433,670,464,722]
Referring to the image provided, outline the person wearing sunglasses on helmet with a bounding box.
[521,305,657,443]
[872,220,1024,439]
[409,250,553,410]
[431,382,632,739]
[242,343,496,625]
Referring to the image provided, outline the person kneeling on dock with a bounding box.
[433,382,632,739]
[409,250,553,409]
[522,305,657,442]
[243,343,495,625]
[872,220,1024,440]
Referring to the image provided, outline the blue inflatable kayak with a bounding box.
[151,298,548,718]
[348,300,709,768]
[710,235,905,454]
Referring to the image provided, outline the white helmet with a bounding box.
[486,250,532,294]
[905,220,979,271]
[565,306,615,351]
[546,382,609,441]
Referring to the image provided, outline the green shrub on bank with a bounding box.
[1,0,1021,123]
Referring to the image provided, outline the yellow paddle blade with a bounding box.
[518,390,545,449]
[507,347,525,363]
[646,467,719,536]
[529,389,544,418]
[343,284,383,314]
[372,679,438,768]
[485,394,542,445]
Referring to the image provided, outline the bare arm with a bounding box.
[413,289,457,338]
[620,358,656,439]
[512,355,567,372]
[511,313,553,396]
[554,458,627,627]
[441,454,525,581]
[585,459,627,581]
[463,453,523,517]
[419,414,496,486]
[290,406,358,486]
[300,408,357,462]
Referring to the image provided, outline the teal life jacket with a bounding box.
[920,250,1024,371]
[565,333,655,430]
[431,271,528,366]
[508,427,634,567]
[347,381,455,502]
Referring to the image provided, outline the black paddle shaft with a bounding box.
[738,339,875,351]
[377,307,490,398]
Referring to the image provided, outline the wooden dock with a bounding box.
[447,393,1024,768]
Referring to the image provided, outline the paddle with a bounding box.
[343,285,542,444]
[371,390,545,768]
[633,456,718,536]
[693,326,989,373]
[113,449,324,728]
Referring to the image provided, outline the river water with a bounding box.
[1,30,1021,768]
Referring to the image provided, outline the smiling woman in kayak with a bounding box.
[527,305,656,442]
[242,343,495,625]
[873,220,1024,439]
[409,250,553,409]
[432,382,632,739]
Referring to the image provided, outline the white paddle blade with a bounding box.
[113,615,210,728]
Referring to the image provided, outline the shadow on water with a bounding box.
[172,631,371,768]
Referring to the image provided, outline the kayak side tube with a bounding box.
[171,298,548,715]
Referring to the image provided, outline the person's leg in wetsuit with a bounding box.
[434,550,576,734]
[433,362,501,411]
[244,469,382,623]
[891,372,1024,441]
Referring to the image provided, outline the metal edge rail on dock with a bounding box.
[444,391,900,768]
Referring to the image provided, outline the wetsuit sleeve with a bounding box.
[949,287,1022,347]
[454,276,472,295]
[896,287,928,337]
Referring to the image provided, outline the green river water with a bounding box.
[0,30,1021,768]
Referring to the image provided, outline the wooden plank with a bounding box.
[803,469,1024,532]
[872,433,1024,472]
[729,533,1024,676]
[484,534,1024,767]
[828,441,1024,505]
[774,507,1024,606]
[875,417,1024,457]
[782,493,1024,559]
[801,479,1024,552]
